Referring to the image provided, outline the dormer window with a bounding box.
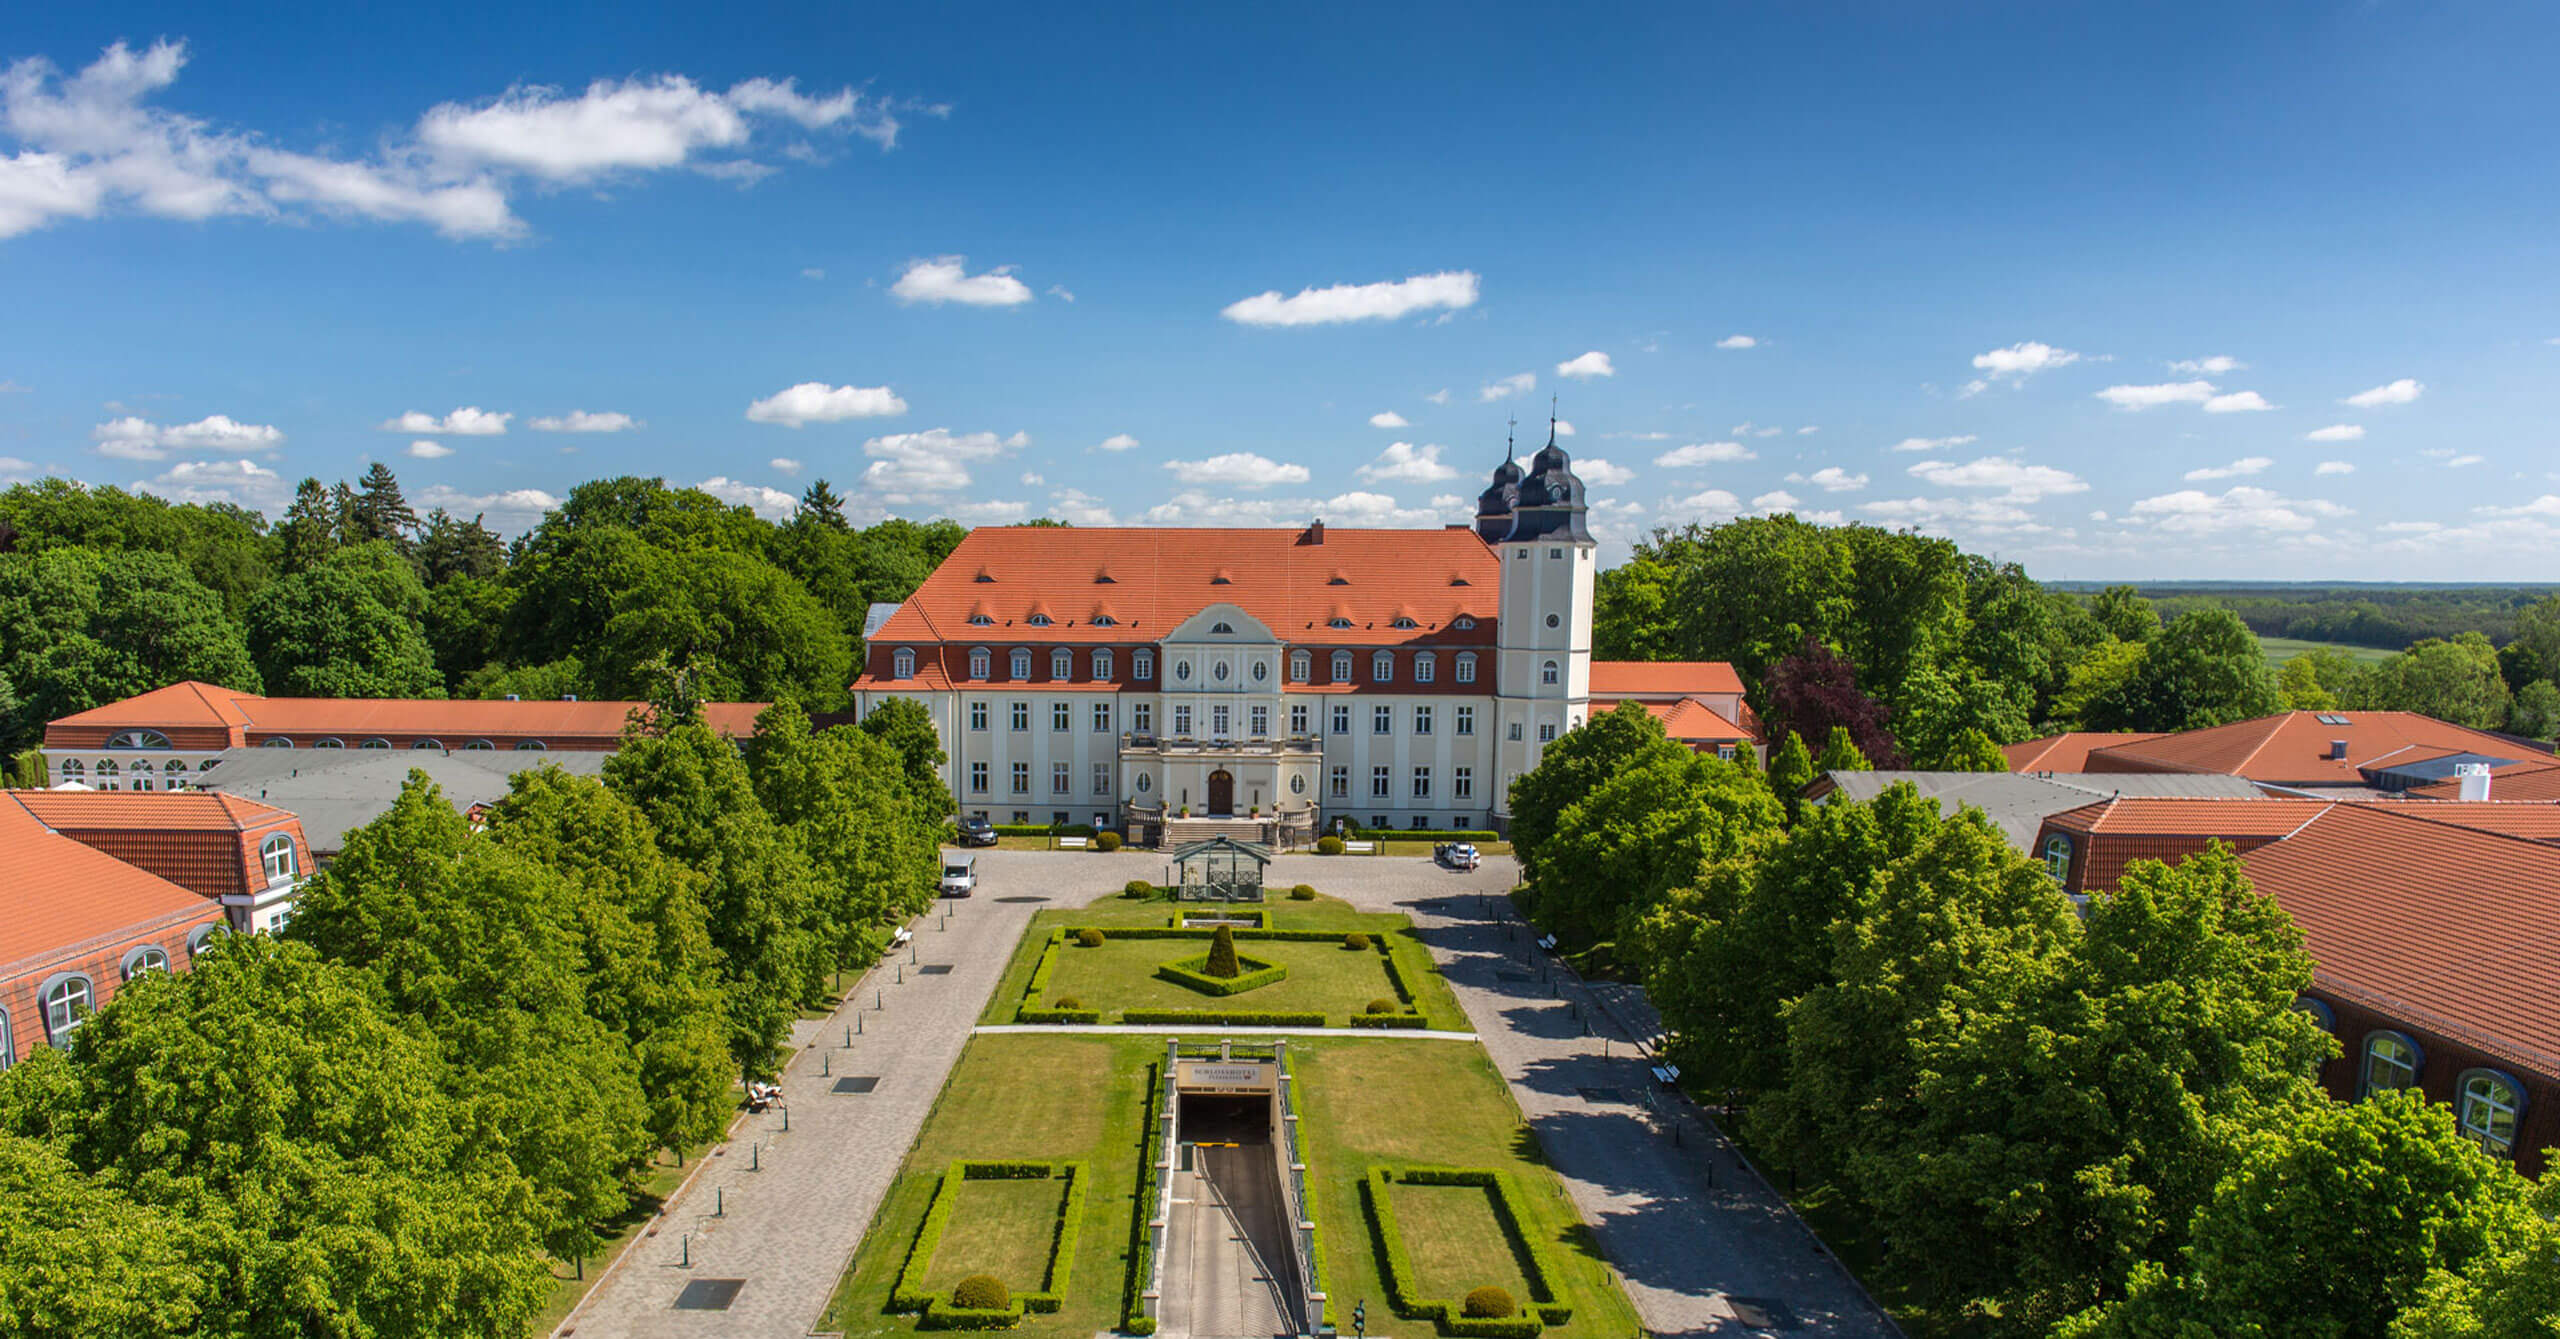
[1092,614,1117,627]
[1372,651,1394,683]
[974,569,996,583]
[1210,621,1234,634]
[1415,652,1436,683]
[1328,573,1350,586]
[1092,649,1114,680]
[1028,612,1053,627]
[893,648,917,679]
[969,647,991,679]
[1210,570,1232,585]
[968,613,994,626]
[1332,651,1352,682]
[1455,652,1477,684]
[1390,616,1417,629]
[1134,649,1155,680]
[1010,649,1032,679]
[1327,617,1352,629]
[1051,648,1072,680]
[1453,616,1476,630]
[1289,650,1311,681]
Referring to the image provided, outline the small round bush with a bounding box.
[1462,1286,1515,1319]
[1366,998,1400,1015]
[1052,995,1084,1011]
[1316,835,1345,856]
[1076,928,1106,948]
[1343,931,1372,951]
[1289,884,1317,901]
[953,1274,1011,1311]
[1094,831,1123,852]
[1123,879,1154,899]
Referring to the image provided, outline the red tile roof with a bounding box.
[1588,661,1746,697]
[50,679,256,731]
[2082,712,2543,786]
[2409,760,2560,803]
[2376,800,2560,844]
[865,525,1501,648]
[0,795,221,969]
[2043,796,2334,838]
[2003,731,2164,773]
[12,790,307,901]
[2239,803,2560,1078]
[1598,697,1754,744]
[12,790,298,833]
[46,681,766,750]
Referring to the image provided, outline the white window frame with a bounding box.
[1456,652,1477,684]
[1412,766,1432,799]
[260,832,297,883]
[1011,762,1030,794]
[1541,659,1560,685]
[1093,701,1112,732]
[1414,705,1434,736]
[970,647,991,679]
[1454,766,1473,800]
[970,761,990,794]
[1134,648,1155,680]
[1052,648,1073,680]
[1373,705,1392,735]
[1011,649,1032,679]
[1415,651,1435,683]
[1290,650,1312,681]
[1372,650,1394,683]
[970,701,989,731]
[893,647,917,679]
[1052,702,1072,731]
[1011,701,1030,731]
[1332,651,1353,683]
[1092,648,1113,681]
[1371,765,1391,798]
[1456,706,1474,736]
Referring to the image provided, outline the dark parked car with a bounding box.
[956,815,998,847]
[1434,841,1481,871]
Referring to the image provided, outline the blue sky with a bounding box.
[3,2,2556,579]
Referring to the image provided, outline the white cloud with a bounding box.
[2479,496,2560,519]
[1045,284,1074,303]
[1751,489,1799,512]
[1664,489,1744,520]
[417,73,896,181]
[1219,270,1479,326]
[1141,489,1444,529]
[1797,425,1820,435]
[2379,520,2440,534]
[1553,420,1576,437]
[1368,411,1409,429]
[2183,456,2273,481]
[1047,489,1115,525]
[1889,434,1977,453]
[1577,458,1634,486]
[1655,441,1755,468]
[2306,423,2365,443]
[380,406,510,435]
[2203,390,2275,414]
[133,457,290,510]
[1905,455,2088,501]
[1787,466,1869,492]
[1966,341,2082,392]
[2446,453,2484,468]
[1556,350,1614,380]
[1715,334,1758,350]
[529,409,639,433]
[2168,355,2246,375]
[1096,433,1140,452]
[1018,471,1044,487]
[1479,372,1535,402]
[943,499,1030,525]
[2315,460,2355,475]
[2345,378,2424,407]
[1163,452,1312,489]
[770,456,802,475]
[856,427,1026,496]
[406,439,452,459]
[90,413,284,461]
[1356,441,1457,484]
[0,380,29,393]
[2128,485,2352,535]
[414,484,563,534]
[695,476,796,519]
[746,382,907,426]
[800,267,825,280]
[2095,380,2214,410]
[1423,389,1451,405]
[889,255,1034,307]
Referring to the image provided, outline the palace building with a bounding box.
[851,434,1752,842]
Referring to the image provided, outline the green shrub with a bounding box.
[993,823,1096,838]
[954,1273,1009,1311]
[1015,1006,1101,1025]
[1093,831,1123,852]
[1052,995,1084,1011]
[1343,931,1372,951]
[1120,1009,1328,1026]
[1349,1012,1425,1029]
[1158,954,1288,996]
[1206,925,1241,978]
[1366,998,1400,1015]
[1076,928,1106,948]
[1316,835,1345,855]
[1464,1286,1515,1319]
[1290,884,1318,900]
[919,1301,1021,1330]
[1123,879,1154,899]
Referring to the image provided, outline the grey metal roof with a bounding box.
[1816,770,2266,852]
[861,602,904,641]
[1167,835,1275,864]
[192,747,606,852]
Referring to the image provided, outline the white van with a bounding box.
[939,855,977,898]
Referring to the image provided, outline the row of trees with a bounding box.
[1506,708,2557,1337]
[2280,606,2560,738]
[0,468,966,751]
[0,698,950,1335]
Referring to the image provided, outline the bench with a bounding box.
[889,926,914,949]
[1341,840,1376,854]
[1651,1064,1682,1088]
[1055,836,1090,850]
[1536,933,1559,952]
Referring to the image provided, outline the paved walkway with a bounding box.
[974,1024,1477,1040]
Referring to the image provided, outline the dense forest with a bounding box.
[2088,582,2560,653]
[0,466,963,753]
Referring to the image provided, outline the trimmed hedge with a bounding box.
[1158,953,1289,997]
[1123,879,1157,899]
[1379,942,1421,1005]
[992,823,1096,837]
[1077,928,1107,948]
[1349,827,1500,842]
[918,1301,1022,1330]
[1349,1011,1427,1029]
[894,1161,1085,1322]
[1015,1008,1103,1025]
[1067,926,1376,943]
[1362,1166,1572,1334]
[1123,1062,1165,1334]
[1289,884,1318,900]
[1120,1009,1327,1027]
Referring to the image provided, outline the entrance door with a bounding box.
[1207,769,1235,816]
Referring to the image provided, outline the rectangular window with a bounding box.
[1134,702,1153,733]
[1332,705,1350,735]
[1093,702,1112,732]
[1373,705,1392,734]
[1412,766,1431,798]
[1093,762,1111,795]
[1053,811,1070,828]
[1093,649,1113,681]
[1174,705,1193,736]
[969,700,988,731]
[1371,765,1391,798]
[1052,761,1070,794]
[1508,721,1523,741]
[1455,705,1474,736]
[970,761,989,794]
[1212,704,1232,737]
[1454,766,1472,799]
[1539,723,1558,742]
[1413,705,1434,735]
[1134,649,1155,680]
[1329,766,1349,797]
[1290,704,1309,735]
[1052,702,1071,731]
[1415,655,1434,684]
[1011,762,1029,794]
[1455,655,1475,684]
[1250,705,1270,737]
[1011,701,1029,731]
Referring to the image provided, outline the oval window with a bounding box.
[1251,661,1269,682]
[1136,774,1153,792]
[1213,662,1230,682]
[1174,661,1192,681]
[1290,775,1306,794]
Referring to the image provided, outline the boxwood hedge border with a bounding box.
[1157,952,1289,997]
[1360,1165,1575,1336]
[892,1159,1088,1329]
[1014,925,1438,1027]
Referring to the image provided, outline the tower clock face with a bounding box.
[1546,613,1561,629]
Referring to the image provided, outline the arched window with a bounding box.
[1010,649,1032,679]
[2042,834,2073,881]
[1210,621,1235,634]
[0,1006,11,1072]
[2360,1031,2423,1098]
[106,729,172,749]
[59,759,84,777]
[1541,659,1560,685]
[2457,1069,2527,1156]
[411,738,443,751]
[2294,996,2337,1033]
[94,759,119,782]
[463,739,495,751]
[1289,650,1311,681]
[360,738,391,750]
[313,737,345,749]
[187,923,225,955]
[1453,616,1476,631]
[121,945,169,980]
[1092,649,1113,680]
[1390,616,1417,629]
[1051,649,1072,680]
[1372,651,1394,683]
[1092,614,1117,627]
[42,975,92,1042]
[1027,612,1053,627]
[969,647,991,679]
[1332,651,1352,682]
[892,648,917,679]
[260,833,298,884]
[514,740,547,751]
[1455,652,1477,684]
[259,738,294,749]
[967,612,994,626]
[1133,649,1155,680]
[1328,616,1353,629]
[129,759,154,774]
[1415,652,1436,683]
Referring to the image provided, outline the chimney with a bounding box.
[2328,739,2348,760]
[1303,519,1325,545]
[2456,762,2493,802]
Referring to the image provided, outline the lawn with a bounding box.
[2259,635,2399,667]
[924,1176,1072,1294]
[1389,1181,1535,1306]
[979,891,1470,1030]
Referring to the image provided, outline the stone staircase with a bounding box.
[1160,816,1271,846]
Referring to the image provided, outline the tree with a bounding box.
[0,547,260,749]
[417,508,506,586]
[242,541,443,697]
[0,1132,204,1335]
[795,479,850,530]
[1763,637,1900,766]
[425,574,513,689]
[2088,584,2162,643]
[1206,925,1241,978]
[2280,647,2366,711]
[2392,1177,2560,1338]
[753,701,936,960]
[860,695,956,824]
[1765,730,1816,819]
[351,462,419,551]
[2505,594,2560,692]
[1941,727,2009,771]
[1532,753,1781,943]
[1895,662,2030,767]
[2057,637,2147,730]
[1505,702,1688,875]
[1815,724,1871,773]
[587,547,851,708]
[2354,634,2512,729]
[2505,678,2560,741]
[274,476,342,573]
[2107,607,2282,732]
[1591,554,1680,661]
[2070,1092,2537,1339]
[0,477,273,614]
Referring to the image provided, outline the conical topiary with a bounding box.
[1206,924,1241,979]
